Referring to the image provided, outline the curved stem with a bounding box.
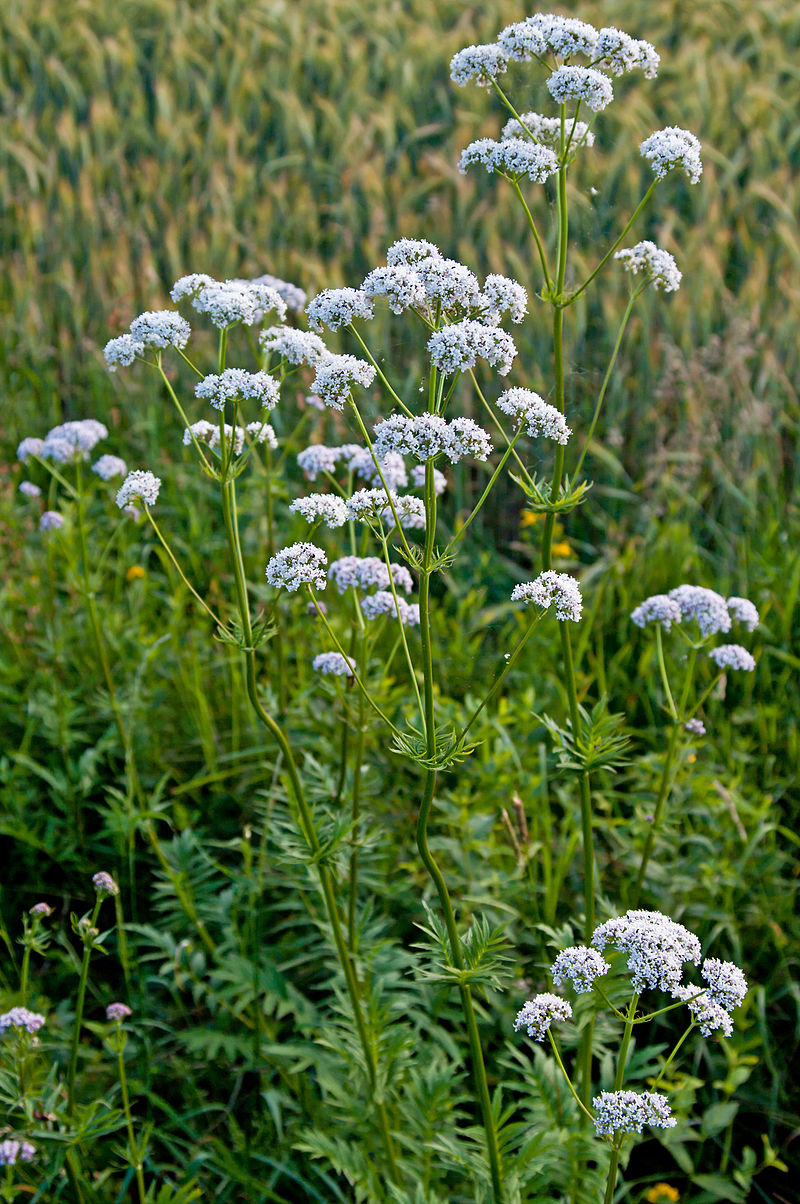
[66,898,102,1115]
[348,325,413,417]
[469,371,537,490]
[116,1037,147,1204]
[458,612,542,743]
[511,180,552,290]
[568,181,658,305]
[145,511,224,628]
[444,424,526,556]
[547,1031,594,1121]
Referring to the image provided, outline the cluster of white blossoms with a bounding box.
[630,594,683,630]
[592,910,701,994]
[266,542,328,592]
[547,66,614,112]
[104,312,191,368]
[307,287,375,331]
[260,325,329,367]
[640,127,703,183]
[0,1139,36,1167]
[310,353,376,410]
[726,596,759,631]
[170,274,287,328]
[39,511,64,531]
[328,556,413,595]
[362,264,428,314]
[361,591,420,626]
[428,320,517,376]
[496,388,571,444]
[410,464,447,494]
[18,481,41,498]
[195,368,281,411]
[501,111,594,150]
[385,238,440,266]
[513,994,573,1041]
[551,946,611,993]
[671,984,734,1038]
[16,437,44,462]
[632,588,759,636]
[449,42,510,88]
[0,1007,46,1034]
[297,442,405,488]
[592,1091,676,1137]
[511,571,583,622]
[684,718,706,736]
[459,137,559,183]
[479,274,529,324]
[252,272,307,314]
[115,470,161,510]
[21,419,109,465]
[91,454,127,481]
[183,419,277,454]
[373,414,493,464]
[289,494,349,529]
[709,644,756,672]
[346,488,427,530]
[615,241,682,292]
[312,652,357,677]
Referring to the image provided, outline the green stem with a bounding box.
[568,181,658,305]
[145,511,224,627]
[66,898,102,1115]
[348,325,413,417]
[511,180,552,290]
[444,425,526,556]
[469,371,537,490]
[348,641,367,951]
[547,1031,594,1121]
[651,1021,695,1091]
[602,1148,621,1204]
[458,613,541,743]
[116,1036,147,1204]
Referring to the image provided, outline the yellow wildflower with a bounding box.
[520,509,544,528]
[551,541,573,558]
[645,1185,680,1203]
[126,565,146,582]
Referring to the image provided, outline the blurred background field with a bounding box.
[1,0,799,1199]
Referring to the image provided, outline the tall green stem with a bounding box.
[116,1034,147,1204]
[66,898,102,1115]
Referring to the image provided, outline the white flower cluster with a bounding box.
[311,354,376,410]
[36,419,108,464]
[479,275,529,324]
[709,644,756,672]
[19,481,41,498]
[260,325,328,367]
[183,420,277,454]
[502,111,594,150]
[171,275,287,327]
[551,946,610,993]
[496,15,658,76]
[615,241,682,292]
[104,333,145,370]
[496,388,571,444]
[450,43,509,87]
[511,571,583,622]
[513,994,573,1042]
[195,368,280,411]
[0,1139,36,1167]
[266,542,327,592]
[592,1091,676,1136]
[596,27,659,77]
[640,127,703,183]
[252,272,307,313]
[701,958,748,1011]
[415,256,483,313]
[312,652,357,677]
[289,494,349,528]
[547,66,614,112]
[373,414,493,464]
[0,1007,46,1034]
[671,985,734,1037]
[328,556,413,595]
[410,464,447,495]
[347,448,409,490]
[92,455,127,481]
[345,488,426,530]
[385,238,441,266]
[307,287,374,331]
[362,265,428,314]
[115,470,161,509]
[17,437,44,462]
[129,310,193,349]
[361,591,420,626]
[669,585,731,636]
[459,137,559,183]
[630,594,683,630]
[428,320,517,376]
[726,596,759,631]
[684,718,706,736]
[39,511,64,531]
[591,910,701,994]
[297,444,344,480]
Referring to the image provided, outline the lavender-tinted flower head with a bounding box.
[116,470,161,510]
[709,644,755,672]
[502,111,594,149]
[92,871,120,898]
[410,464,447,494]
[511,572,583,622]
[701,958,748,1011]
[92,455,128,481]
[260,325,328,367]
[360,590,415,624]
[328,556,413,595]
[727,596,759,631]
[266,543,327,592]
[552,946,611,993]
[312,652,357,677]
[307,287,374,332]
[450,43,509,87]
[19,481,42,498]
[29,902,54,917]
[129,310,191,350]
[252,272,307,313]
[514,993,573,1041]
[669,585,731,636]
[195,369,280,411]
[289,494,349,528]
[684,718,706,736]
[0,1008,46,1035]
[106,1002,132,1022]
[39,511,65,531]
[640,126,703,183]
[615,242,682,292]
[42,420,108,462]
[630,594,683,631]
[547,66,614,112]
[428,320,517,376]
[17,437,44,462]
[459,138,559,184]
[0,1139,36,1167]
[593,1091,676,1136]
[311,354,376,410]
[496,388,571,444]
[591,910,701,993]
[104,333,145,371]
[672,985,734,1037]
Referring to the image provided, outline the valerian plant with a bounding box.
[9,10,772,1204]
